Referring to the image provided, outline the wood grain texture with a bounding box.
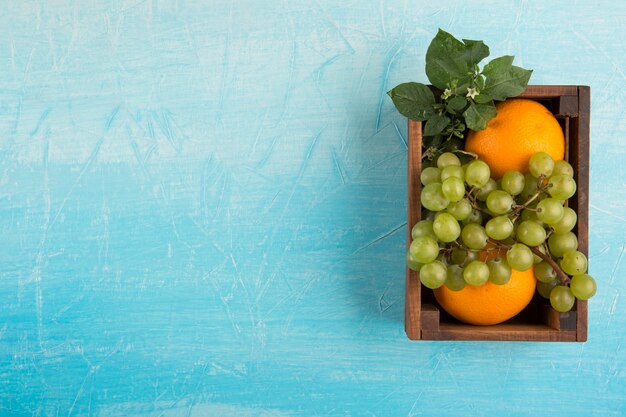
[0,1,624,416]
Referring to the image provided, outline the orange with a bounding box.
[464,98,564,178]
[433,243,536,326]
[434,267,536,326]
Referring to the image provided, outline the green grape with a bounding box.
[462,209,483,226]
[421,183,450,212]
[442,177,466,202]
[476,179,498,201]
[446,199,472,221]
[537,279,559,299]
[420,261,448,289]
[488,257,512,285]
[551,207,577,234]
[411,220,435,240]
[461,223,488,250]
[560,250,588,275]
[570,274,597,300]
[450,248,477,265]
[553,160,574,177]
[409,235,440,264]
[433,213,461,243]
[406,251,423,272]
[520,173,539,200]
[421,167,441,186]
[465,160,491,188]
[501,171,525,196]
[437,152,461,168]
[486,190,514,214]
[463,261,490,286]
[520,206,545,226]
[516,220,547,247]
[550,285,575,312]
[548,232,578,258]
[445,264,466,291]
[485,215,514,240]
[529,151,555,178]
[506,243,534,271]
[536,198,565,225]
[441,165,464,182]
[548,174,577,200]
[534,261,557,283]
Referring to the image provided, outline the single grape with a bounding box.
[520,173,539,200]
[421,167,441,186]
[500,170,525,196]
[548,232,578,258]
[560,250,588,275]
[450,248,478,266]
[485,215,514,240]
[433,213,461,243]
[516,220,547,247]
[409,235,440,264]
[486,190,514,214]
[534,261,557,283]
[476,179,498,201]
[462,209,483,226]
[411,220,435,240]
[550,285,575,312]
[421,183,450,212]
[537,279,559,299]
[446,199,472,221]
[463,261,490,286]
[570,274,597,300]
[406,251,423,272]
[553,160,574,177]
[461,223,488,250]
[529,152,555,178]
[548,174,577,200]
[488,257,512,285]
[465,160,491,188]
[442,177,466,202]
[445,264,466,291]
[506,243,534,271]
[420,261,448,289]
[551,207,577,234]
[437,152,461,168]
[441,165,464,182]
[536,198,565,225]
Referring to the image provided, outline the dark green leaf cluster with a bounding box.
[387,29,532,160]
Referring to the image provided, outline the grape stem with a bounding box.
[528,246,570,285]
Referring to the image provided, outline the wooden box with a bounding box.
[405,86,590,342]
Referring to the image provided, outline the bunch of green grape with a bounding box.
[406,151,597,313]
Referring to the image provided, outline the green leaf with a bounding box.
[447,96,468,111]
[463,101,497,131]
[482,55,532,100]
[423,135,443,149]
[425,29,472,90]
[423,114,450,136]
[461,39,490,67]
[386,82,435,121]
[474,93,492,104]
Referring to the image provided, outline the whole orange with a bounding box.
[434,267,536,325]
[464,99,564,178]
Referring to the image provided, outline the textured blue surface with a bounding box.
[1,1,625,416]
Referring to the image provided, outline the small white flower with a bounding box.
[441,88,452,100]
[466,87,479,100]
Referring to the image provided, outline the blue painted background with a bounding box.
[1,1,625,416]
